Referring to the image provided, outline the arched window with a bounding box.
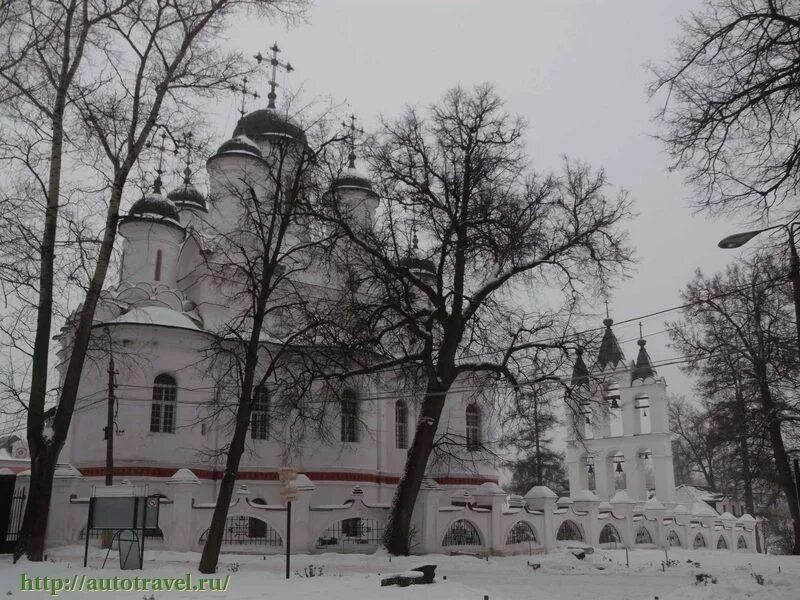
[717,535,728,550]
[395,400,408,449]
[635,526,653,544]
[506,521,537,545]
[465,403,481,451]
[249,498,267,538]
[150,374,177,433]
[556,520,584,542]
[442,519,482,547]
[154,249,162,281]
[667,530,681,547]
[251,386,270,440]
[693,532,706,549]
[599,523,622,545]
[737,535,748,550]
[341,391,358,443]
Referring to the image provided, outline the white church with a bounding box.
[8,70,758,556]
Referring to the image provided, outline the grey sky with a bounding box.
[216,0,756,400]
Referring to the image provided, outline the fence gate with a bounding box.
[0,474,25,553]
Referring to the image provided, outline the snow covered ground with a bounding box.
[1,545,798,599]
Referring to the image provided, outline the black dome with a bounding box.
[334,169,375,193]
[127,193,180,222]
[167,183,207,212]
[214,135,263,158]
[233,109,307,145]
[400,255,435,274]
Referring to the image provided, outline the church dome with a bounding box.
[233,109,307,145]
[333,167,375,193]
[167,182,207,212]
[399,254,435,274]
[213,135,263,159]
[127,191,180,223]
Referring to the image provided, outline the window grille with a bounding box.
[506,521,537,545]
[465,404,481,450]
[667,530,681,547]
[599,523,622,545]
[442,519,482,547]
[151,374,177,433]
[340,392,359,443]
[635,526,652,544]
[395,400,408,449]
[199,516,282,547]
[251,386,270,440]
[556,520,584,542]
[315,518,385,552]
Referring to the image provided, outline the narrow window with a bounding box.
[154,249,163,281]
[151,373,177,433]
[395,400,408,449]
[466,403,481,450]
[340,392,358,443]
[251,386,270,440]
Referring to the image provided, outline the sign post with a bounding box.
[278,467,298,580]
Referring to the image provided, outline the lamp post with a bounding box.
[719,223,800,524]
[718,222,800,355]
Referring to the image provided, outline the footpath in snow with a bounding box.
[1,545,798,600]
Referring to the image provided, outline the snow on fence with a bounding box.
[18,469,757,556]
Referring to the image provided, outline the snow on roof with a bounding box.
[737,513,756,523]
[643,497,665,510]
[524,485,557,499]
[673,504,690,514]
[692,502,719,517]
[473,482,505,495]
[109,306,200,331]
[570,490,600,502]
[610,490,636,504]
[167,468,200,484]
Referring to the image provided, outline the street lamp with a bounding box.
[718,222,800,358]
[719,223,800,522]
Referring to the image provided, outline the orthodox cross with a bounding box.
[178,132,197,185]
[604,299,610,319]
[229,76,260,118]
[254,43,294,109]
[639,321,643,339]
[342,114,363,168]
[145,130,179,193]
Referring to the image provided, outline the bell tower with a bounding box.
[565,318,676,504]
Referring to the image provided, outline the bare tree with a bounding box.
[0,0,308,561]
[651,0,800,216]
[316,84,633,554]
[669,255,800,553]
[195,115,348,573]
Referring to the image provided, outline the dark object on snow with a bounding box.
[570,550,586,560]
[694,573,717,586]
[412,565,437,583]
[527,561,541,571]
[380,565,437,587]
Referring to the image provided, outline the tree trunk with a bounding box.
[754,363,800,554]
[383,378,448,555]
[198,398,253,574]
[15,447,59,561]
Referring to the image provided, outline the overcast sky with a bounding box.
[213,0,757,400]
